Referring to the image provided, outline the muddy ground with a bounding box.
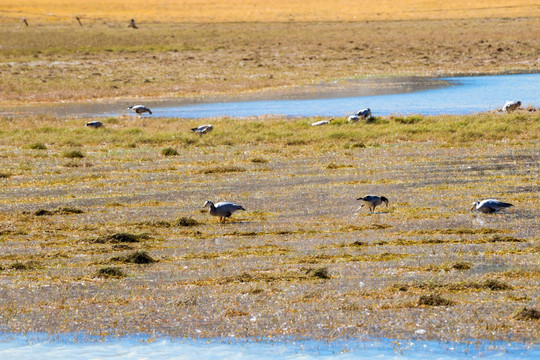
[0,114,538,342]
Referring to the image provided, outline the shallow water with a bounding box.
[146,74,540,118]
[0,334,538,360]
[5,73,539,119]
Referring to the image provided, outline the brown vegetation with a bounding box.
[1,17,539,105]
[0,113,537,342]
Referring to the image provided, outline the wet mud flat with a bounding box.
[0,114,538,342]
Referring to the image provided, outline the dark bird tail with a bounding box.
[148,110,152,115]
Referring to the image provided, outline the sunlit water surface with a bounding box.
[0,334,538,360]
[5,73,539,119]
[147,74,539,118]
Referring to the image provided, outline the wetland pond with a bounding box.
[6,73,540,119]
[2,73,539,359]
[1,334,538,360]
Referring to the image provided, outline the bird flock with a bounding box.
[84,102,516,222]
[203,195,514,222]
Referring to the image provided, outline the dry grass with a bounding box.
[1,17,539,104]
[0,112,538,342]
[1,0,538,23]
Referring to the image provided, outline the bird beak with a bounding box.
[470,205,475,211]
[356,198,361,200]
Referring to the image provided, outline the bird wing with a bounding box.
[481,199,513,210]
[361,195,378,202]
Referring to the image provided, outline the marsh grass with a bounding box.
[513,308,540,321]
[250,157,268,164]
[92,233,150,244]
[201,165,246,174]
[63,150,84,158]
[161,147,179,156]
[397,278,513,293]
[174,217,200,227]
[110,250,156,264]
[393,116,424,124]
[326,162,353,169]
[0,113,538,149]
[418,294,455,307]
[31,207,84,216]
[0,111,538,342]
[482,279,513,291]
[0,172,12,178]
[408,228,503,235]
[297,252,408,264]
[9,261,39,271]
[28,142,47,150]
[488,235,526,243]
[448,261,473,270]
[308,267,331,279]
[95,266,125,278]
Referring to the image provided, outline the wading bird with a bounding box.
[128,105,152,115]
[357,195,389,213]
[203,201,245,222]
[471,199,513,213]
[191,124,213,135]
[349,108,371,123]
[502,100,521,112]
[85,121,104,128]
[311,119,332,126]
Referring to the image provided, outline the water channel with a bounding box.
[5,73,539,119]
[1,333,538,360]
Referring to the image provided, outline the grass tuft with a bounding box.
[56,207,84,214]
[29,142,47,150]
[393,115,423,124]
[308,267,331,279]
[201,165,246,174]
[95,266,125,278]
[162,147,179,156]
[0,172,12,179]
[250,157,268,163]
[92,232,149,244]
[111,250,156,264]
[174,217,200,227]
[326,162,352,169]
[483,279,513,291]
[351,240,366,246]
[34,209,54,216]
[418,294,454,306]
[488,235,526,243]
[449,261,473,270]
[513,307,540,321]
[10,261,38,270]
[63,150,84,158]
[32,207,84,216]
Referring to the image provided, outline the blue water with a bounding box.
[0,334,538,360]
[132,73,539,119]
